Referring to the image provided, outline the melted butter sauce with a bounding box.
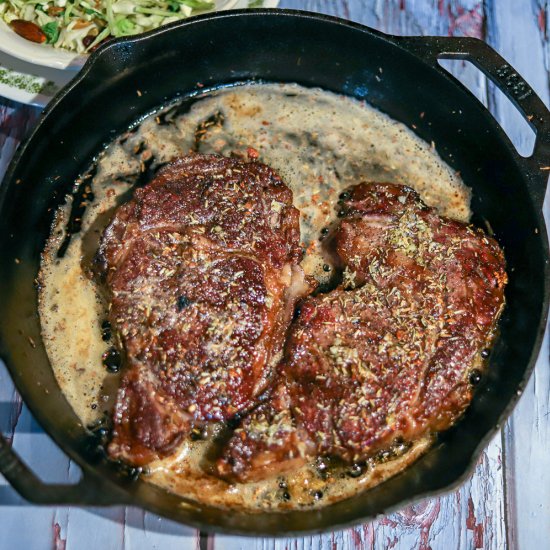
[39,83,471,511]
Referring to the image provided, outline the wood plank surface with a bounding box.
[485,2,550,549]
[0,1,549,548]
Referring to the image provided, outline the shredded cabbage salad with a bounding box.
[0,0,232,53]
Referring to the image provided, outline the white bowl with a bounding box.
[0,0,259,71]
[0,19,85,70]
[0,0,279,106]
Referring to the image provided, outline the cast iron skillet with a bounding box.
[0,9,548,536]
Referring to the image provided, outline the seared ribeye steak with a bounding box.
[96,154,310,465]
[217,182,507,482]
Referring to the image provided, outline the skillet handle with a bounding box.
[0,432,128,505]
[393,35,550,209]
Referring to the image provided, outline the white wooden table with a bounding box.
[1,1,549,548]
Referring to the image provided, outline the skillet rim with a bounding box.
[0,8,549,536]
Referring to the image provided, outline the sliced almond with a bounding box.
[47,6,65,15]
[73,19,92,29]
[10,19,46,44]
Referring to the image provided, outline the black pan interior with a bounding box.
[0,11,548,534]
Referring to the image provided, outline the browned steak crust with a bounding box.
[97,154,310,466]
[217,182,507,482]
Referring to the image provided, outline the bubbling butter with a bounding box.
[39,82,471,511]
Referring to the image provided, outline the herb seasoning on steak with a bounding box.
[217,182,507,482]
[95,154,312,465]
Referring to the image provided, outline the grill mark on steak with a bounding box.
[96,154,312,466]
[216,182,507,483]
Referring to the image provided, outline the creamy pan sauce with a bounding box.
[39,83,471,511]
